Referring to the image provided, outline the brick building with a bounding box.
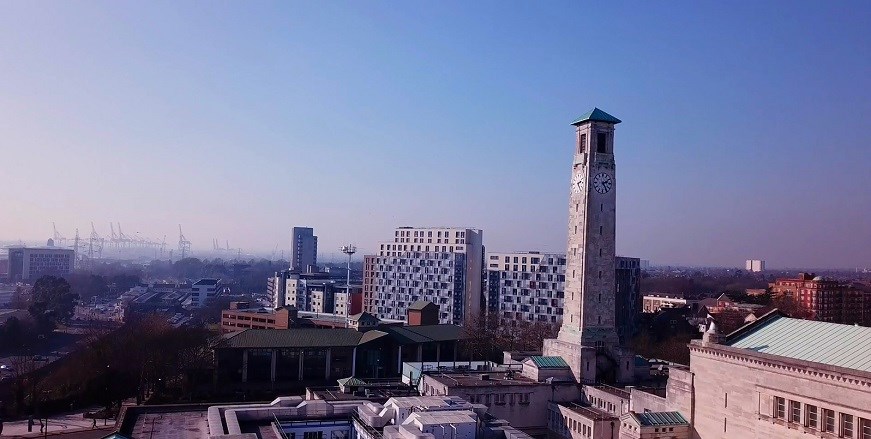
[770,273,871,325]
[220,302,297,332]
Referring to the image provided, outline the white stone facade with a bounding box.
[372,227,483,325]
[543,111,634,384]
[689,341,871,439]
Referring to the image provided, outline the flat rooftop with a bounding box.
[425,371,540,387]
[129,410,209,439]
[560,403,616,421]
[590,384,630,399]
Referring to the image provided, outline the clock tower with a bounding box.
[543,108,635,384]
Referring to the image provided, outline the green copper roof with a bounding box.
[727,314,871,372]
[571,108,621,125]
[529,355,569,368]
[634,411,688,426]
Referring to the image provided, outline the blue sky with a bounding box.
[2,1,870,268]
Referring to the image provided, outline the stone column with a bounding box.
[325,348,332,380]
[298,349,304,381]
[352,347,357,376]
[397,345,403,372]
[241,349,249,383]
[416,345,423,362]
[270,349,277,383]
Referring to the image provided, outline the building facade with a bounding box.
[363,254,377,314]
[190,278,221,308]
[689,312,871,439]
[370,227,483,325]
[220,302,297,332]
[291,227,318,272]
[744,259,765,272]
[615,257,641,345]
[543,108,634,384]
[485,251,566,325]
[6,247,75,281]
[770,272,871,325]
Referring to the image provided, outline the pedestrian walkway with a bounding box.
[0,408,113,438]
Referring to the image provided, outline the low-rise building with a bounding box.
[213,323,467,391]
[689,310,871,438]
[220,302,297,332]
[116,394,533,439]
[642,295,687,313]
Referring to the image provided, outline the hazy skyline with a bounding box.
[2,1,870,269]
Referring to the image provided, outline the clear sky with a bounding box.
[2,1,870,269]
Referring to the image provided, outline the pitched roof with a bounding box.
[632,411,688,426]
[726,313,871,372]
[337,377,367,386]
[349,312,379,322]
[380,324,463,345]
[571,108,621,125]
[408,300,437,311]
[217,328,363,349]
[527,356,569,369]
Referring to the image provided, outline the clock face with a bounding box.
[571,174,585,193]
[592,172,613,194]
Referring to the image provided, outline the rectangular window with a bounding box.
[579,133,586,153]
[789,400,801,423]
[860,418,871,439]
[597,132,607,153]
[842,413,854,438]
[774,397,786,419]
[806,404,818,429]
[824,409,836,433]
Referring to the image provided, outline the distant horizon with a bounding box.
[2,239,869,273]
[2,1,869,269]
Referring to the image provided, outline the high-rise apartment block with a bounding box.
[370,227,483,325]
[485,252,566,325]
[615,256,641,344]
[485,252,640,342]
[362,254,377,313]
[291,227,318,272]
[745,259,765,272]
[7,246,75,281]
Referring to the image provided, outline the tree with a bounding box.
[29,276,78,327]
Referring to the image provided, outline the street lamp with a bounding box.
[340,245,356,325]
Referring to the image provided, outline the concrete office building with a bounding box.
[291,227,318,272]
[6,246,75,281]
[371,227,483,325]
[189,278,221,308]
